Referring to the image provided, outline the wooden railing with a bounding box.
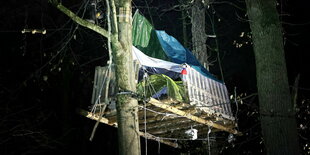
[182,66,234,120]
[91,64,235,120]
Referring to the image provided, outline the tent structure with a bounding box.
[133,11,221,82]
[132,11,234,119]
[80,11,239,148]
[132,45,234,120]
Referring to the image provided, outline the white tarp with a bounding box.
[132,46,183,73]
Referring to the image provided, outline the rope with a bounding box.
[144,101,148,155]
[89,0,113,141]
[157,139,161,154]
[143,71,159,100]
[89,66,110,141]
[143,0,154,26]
[90,68,109,113]
[155,136,216,141]
[234,87,239,129]
[207,126,212,155]
[142,70,148,155]
[139,106,185,118]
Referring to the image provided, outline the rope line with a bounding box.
[143,71,148,155]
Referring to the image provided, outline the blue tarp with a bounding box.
[155,31,222,83]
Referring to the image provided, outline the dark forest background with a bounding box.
[0,0,309,154]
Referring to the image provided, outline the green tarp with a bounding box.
[132,11,169,61]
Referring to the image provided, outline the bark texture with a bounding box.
[113,1,141,155]
[245,0,299,154]
[191,0,209,70]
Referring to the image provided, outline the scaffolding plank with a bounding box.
[148,98,240,135]
[77,108,179,148]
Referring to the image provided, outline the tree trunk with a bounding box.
[191,1,222,154]
[245,0,299,154]
[113,1,141,154]
[51,0,141,154]
[182,10,188,48]
[191,0,208,70]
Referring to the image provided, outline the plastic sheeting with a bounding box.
[155,31,222,83]
[132,46,182,73]
[132,11,169,61]
[132,11,222,83]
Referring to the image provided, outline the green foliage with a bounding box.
[137,74,186,102]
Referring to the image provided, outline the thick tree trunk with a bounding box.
[113,1,141,155]
[245,0,299,154]
[191,1,221,154]
[51,1,141,154]
[191,0,208,70]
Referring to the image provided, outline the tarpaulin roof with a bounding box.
[155,31,221,82]
[132,11,222,83]
[132,11,169,61]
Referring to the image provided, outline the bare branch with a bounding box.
[53,2,109,38]
[210,1,245,11]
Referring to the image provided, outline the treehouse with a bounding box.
[79,11,240,148]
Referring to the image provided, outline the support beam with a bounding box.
[148,98,241,135]
[77,108,179,148]
[77,109,114,125]
[139,117,189,129]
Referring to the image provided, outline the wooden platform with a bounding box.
[78,98,240,148]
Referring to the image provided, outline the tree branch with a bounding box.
[52,2,109,38]
[110,0,119,35]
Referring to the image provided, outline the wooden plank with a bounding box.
[139,132,179,148]
[137,106,179,121]
[139,117,189,129]
[78,108,110,124]
[146,120,199,134]
[77,108,179,148]
[148,98,241,135]
[148,100,195,111]
[144,119,194,131]
[153,123,204,137]
[154,124,223,138]
[141,114,172,124]
[139,105,198,117]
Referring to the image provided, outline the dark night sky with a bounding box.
[0,0,309,154]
